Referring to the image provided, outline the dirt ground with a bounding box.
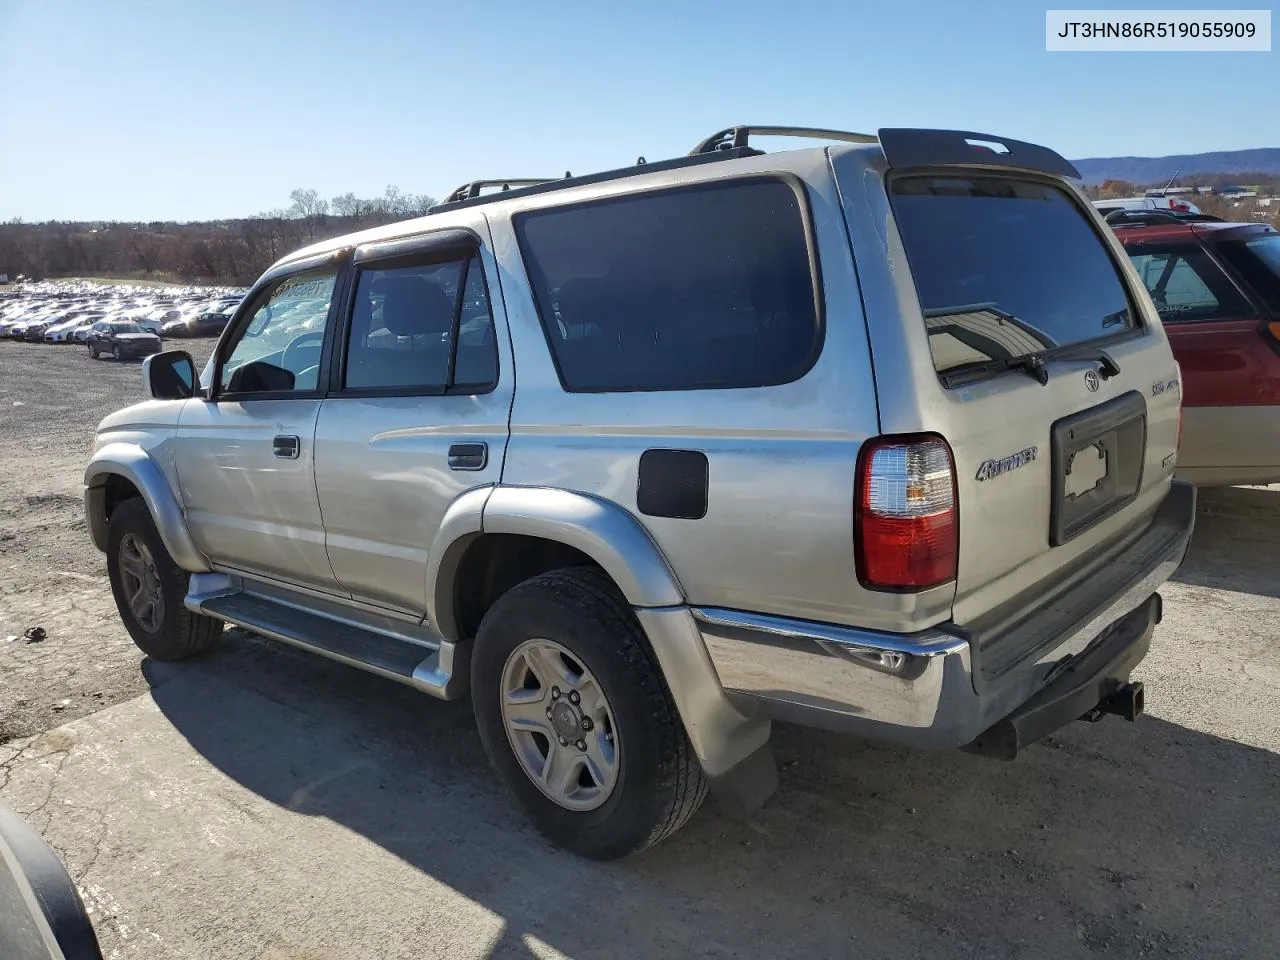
[1,339,1279,959]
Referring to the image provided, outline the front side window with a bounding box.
[220,267,338,394]
[891,176,1135,376]
[343,254,497,392]
[516,178,820,392]
[1126,245,1253,323]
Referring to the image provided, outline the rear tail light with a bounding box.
[855,436,958,591]
[1267,321,1280,343]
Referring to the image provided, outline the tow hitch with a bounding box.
[1080,680,1144,723]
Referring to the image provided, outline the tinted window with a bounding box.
[516,179,819,392]
[1126,245,1253,323]
[1217,233,1280,314]
[344,255,497,392]
[221,267,337,394]
[891,177,1134,375]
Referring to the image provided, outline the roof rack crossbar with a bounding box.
[689,125,878,156]
[442,178,558,204]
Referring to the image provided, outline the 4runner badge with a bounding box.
[975,446,1039,481]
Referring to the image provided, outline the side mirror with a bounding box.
[143,350,196,400]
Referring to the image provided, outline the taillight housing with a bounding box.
[855,435,958,591]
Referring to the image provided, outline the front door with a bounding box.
[173,255,347,594]
[313,229,512,616]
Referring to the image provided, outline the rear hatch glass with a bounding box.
[890,176,1135,379]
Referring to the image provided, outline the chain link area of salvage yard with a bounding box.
[2,336,1280,959]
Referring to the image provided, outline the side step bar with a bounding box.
[188,583,468,700]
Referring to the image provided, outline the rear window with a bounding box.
[891,176,1134,375]
[1217,233,1280,314]
[515,178,820,392]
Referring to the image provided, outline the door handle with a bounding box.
[448,442,488,471]
[273,435,300,459]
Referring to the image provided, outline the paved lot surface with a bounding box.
[1,340,1279,959]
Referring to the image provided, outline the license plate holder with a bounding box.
[1050,391,1147,546]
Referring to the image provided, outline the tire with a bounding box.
[88,344,98,359]
[472,566,706,860]
[110,344,119,360]
[106,498,222,661]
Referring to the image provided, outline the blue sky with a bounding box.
[1,0,1276,222]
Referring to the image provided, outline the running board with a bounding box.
[189,584,468,700]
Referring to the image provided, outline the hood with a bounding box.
[115,332,159,341]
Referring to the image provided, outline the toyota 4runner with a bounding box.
[85,126,1196,860]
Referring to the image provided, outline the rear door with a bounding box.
[836,150,1182,626]
[1122,237,1268,407]
[312,224,512,618]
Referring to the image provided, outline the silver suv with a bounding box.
[86,126,1196,860]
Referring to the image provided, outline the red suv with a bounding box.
[1108,210,1280,486]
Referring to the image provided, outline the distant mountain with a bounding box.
[1072,148,1280,186]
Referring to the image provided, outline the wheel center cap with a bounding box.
[551,701,580,739]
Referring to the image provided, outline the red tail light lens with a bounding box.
[856,436,958,591]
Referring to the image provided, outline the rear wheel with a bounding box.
[106,498,222,660]
[88,344,98,359]
[472,567,706,860]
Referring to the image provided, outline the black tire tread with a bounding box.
[486,566,706,856]
[107,498,222,661]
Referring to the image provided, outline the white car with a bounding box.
[1092,196,1202,217]
[45,316,93,342]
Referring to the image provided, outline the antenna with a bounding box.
[1159,167,1182,197]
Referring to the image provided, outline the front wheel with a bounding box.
[88,344,98,359]
[106,498,222,660]
[471,567,706,860]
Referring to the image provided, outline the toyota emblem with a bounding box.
[1084,370,1100,392]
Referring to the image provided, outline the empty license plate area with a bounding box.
[1050,391,1147,546]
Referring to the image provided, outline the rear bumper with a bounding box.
[694,480,1196,751]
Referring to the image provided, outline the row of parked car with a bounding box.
[0,282,245,355]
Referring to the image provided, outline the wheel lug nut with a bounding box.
[551,687,561,700]
[546,708,552,718]
[581,717,593,731]
[558,737,567,747]
[576,740,586,751]
[568,690,580,705]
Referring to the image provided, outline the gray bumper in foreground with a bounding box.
[693,480,1196,752]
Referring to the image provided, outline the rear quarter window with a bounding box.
[890,176,1135,375]
[515,178,821,392]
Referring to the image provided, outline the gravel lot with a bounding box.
[1,339,1278,959]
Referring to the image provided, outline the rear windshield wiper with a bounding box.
[939,352,1049,388]
[1047,345,1122,380]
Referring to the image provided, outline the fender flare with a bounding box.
[426,485,685,642]
[83,442,210,573]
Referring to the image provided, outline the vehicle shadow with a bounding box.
[1171,484,1280,600]
[143,629,1280,960]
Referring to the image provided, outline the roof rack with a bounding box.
[689,125,878,155]
[1104,209,1225,227]
[426,149,757,215]
[441,178,558,204]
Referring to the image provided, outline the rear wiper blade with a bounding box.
[939,352,1049,387]
[1048,345,1122,380]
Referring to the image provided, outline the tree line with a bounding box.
[0,186,437,288]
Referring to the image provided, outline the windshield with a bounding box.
[890,176,1135,375]
[112,322,145,334]
[1217,233,1280,315]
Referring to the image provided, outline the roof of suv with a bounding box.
[271,125,1085,273]
[1110,219,1276,246]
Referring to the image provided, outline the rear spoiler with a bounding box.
[877,128,1081,181]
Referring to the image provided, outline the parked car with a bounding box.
[44,315,90,341]
[87,125,1194,861]
[1108,210,1280,486]
[162,307,234,338]
[85,319,162,360]
[1094,196,1202,217]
